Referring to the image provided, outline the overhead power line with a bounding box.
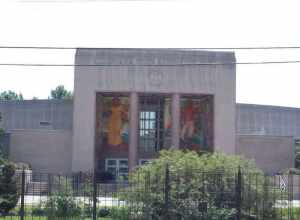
[1,46,300,50]
[1,60,300,67]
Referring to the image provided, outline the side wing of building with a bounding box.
[0,100,73,173]
[236,104,300,174]
[237,103,300,140]
[0,100,73,131]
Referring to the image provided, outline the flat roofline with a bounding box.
[0,99,73,104]
[76,47,235,55]
[1,100,300,111]
[75,48,236,65]
[237,134,294,138]
[237,103,300,111]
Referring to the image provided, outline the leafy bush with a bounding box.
[98,207,110,217]
[0,162,18,215]
[45,191,81,219]
[279,167,300,175]
[109,206,130,220]
[124,150,282,220]
[0,114,18,215]
[82,203,93,217]
[0,113,7,160]
[32,206,46,216]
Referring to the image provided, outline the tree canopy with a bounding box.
[0,113,4,161]
[0,91,23,101]
[50,85,73,100]
[126,150,279,220]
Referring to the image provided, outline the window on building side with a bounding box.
[105,158,129,180]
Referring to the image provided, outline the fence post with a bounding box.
[164,164,170,219]
[288,174,294,220]
[145,171,150,218]
[20,168,25,220]
[48,174,52,195]
[236,166,242,220]
[92,171,97,220]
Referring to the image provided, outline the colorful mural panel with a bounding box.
[180,96,213,151]
[99,95,129,150]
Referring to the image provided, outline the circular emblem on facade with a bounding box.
[149,70,164,88]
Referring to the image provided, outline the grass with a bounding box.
[0,217,112,220]
[2,207,300,220]
[276,207,300,220]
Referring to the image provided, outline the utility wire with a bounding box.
[1,46,300,50]
[1,60,300,67]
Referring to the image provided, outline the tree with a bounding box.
[50,85,73,100]
[125,150,281,220]
[0,112,5,159]
[0,112,3,133]
[0,91,23,101]
[0,162,18,215]
[0,114,18,215]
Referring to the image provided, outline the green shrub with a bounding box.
[45,191,81,219]
[82,203,93,217]
[0,162,18,215]
[32,206,46,216]
[98,207,110,217]
[124,150,282,220]
[278,207,300,219]
[109,206,130,220]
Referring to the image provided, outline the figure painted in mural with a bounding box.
[107,97,127,146]
[180,100,197,140]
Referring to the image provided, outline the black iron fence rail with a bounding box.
[1,167,300,220]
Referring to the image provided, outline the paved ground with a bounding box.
[18,196,125,207]
[18,195,300,208]
[275,200,300,208]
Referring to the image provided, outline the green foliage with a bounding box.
[0,113,5,162]
[0,162,18,215]
[0,91,23,101]
[109,207,130,220]
[0,112,3,131]
[295,141,300,169]
[98,207,110,217]
[278,207,300,219]
[280,167,300,175]
[44,175,81,219]
[32,206,47,216]
[124,150,282,220]
[0,114,17,215]
[45,191,81,219]
[50,85,73,100]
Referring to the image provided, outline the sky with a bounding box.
[0,0,300,107]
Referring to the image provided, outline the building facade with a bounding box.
[0,49,298,175]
